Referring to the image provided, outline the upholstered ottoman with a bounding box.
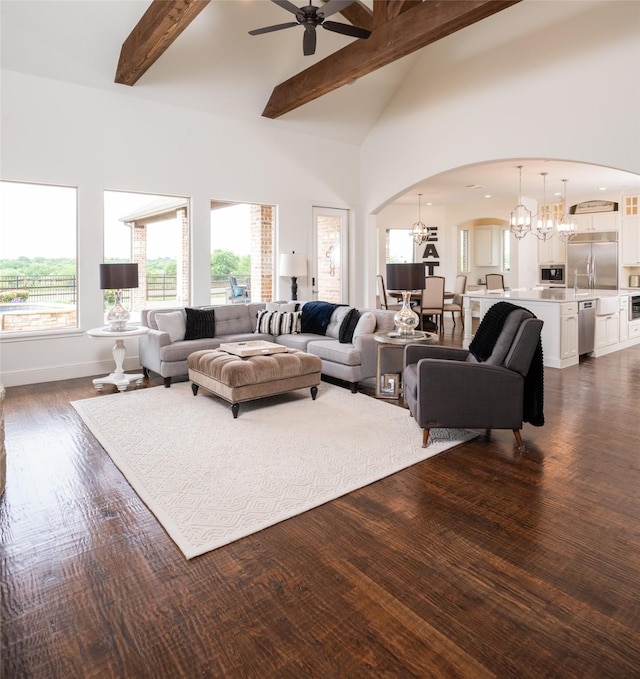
[187,348,322,418]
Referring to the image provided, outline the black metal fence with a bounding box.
[0,275,77,303]
[0,274,251,304]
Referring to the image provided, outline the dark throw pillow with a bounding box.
[339,308,361,344]
[184,307,215,340]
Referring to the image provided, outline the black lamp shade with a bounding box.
[99,263,139,290]
[386,263,424,291]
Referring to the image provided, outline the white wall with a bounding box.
[360,0,640,304]
[0,71,359,386]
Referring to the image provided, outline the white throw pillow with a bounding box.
[352,311,376,339]
[155,310,186,342]
[266,302,297,312]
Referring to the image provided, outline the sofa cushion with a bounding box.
[185,307,215,340]
[352,311,376,339]
[275,333,331,351]
[339,308,360,344]
[266,301,297,312]
[160,337,222,362]
[307,339,362,367]
[255,310,301,336]
[326,306,351,339]
[213,304,254,335]
[155,310,186,342]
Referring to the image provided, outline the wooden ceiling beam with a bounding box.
[372,0,423,28]
[262,0,521,119]
[115,0,210,86]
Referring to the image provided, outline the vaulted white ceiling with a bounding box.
[2,0,638,204]
[0,0,419,145]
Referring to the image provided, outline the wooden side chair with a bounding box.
[420,275,445,332]
[444,274,467,327]
[376,274,402,311]
[485,273,505,291]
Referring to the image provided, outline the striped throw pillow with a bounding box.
[255,310,301,336]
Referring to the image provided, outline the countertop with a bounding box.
[464,289,625,303]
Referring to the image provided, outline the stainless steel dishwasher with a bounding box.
[578,300,596,354]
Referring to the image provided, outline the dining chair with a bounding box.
[376,274,402,311]
[420,275,445,332]
[485,273,505,291]
[443,274,467,327]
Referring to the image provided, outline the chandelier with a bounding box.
[533,172,555,241]
[509,165,532,239]
[556,179,577,242]
[411,193,429,244]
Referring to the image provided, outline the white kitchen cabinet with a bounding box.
[474,226,500,266]
[560,302,578,359]
[621,196,640,266]
[620,296,629,342]
[574,210,619,233]
[538,235,566,265]
[595,312,619,349]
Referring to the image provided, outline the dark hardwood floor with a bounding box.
[2,319,640,678]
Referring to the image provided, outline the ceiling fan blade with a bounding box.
[322,21,371,39]
[318,0,355,19]
[249,21,298,36]
[271,0,303,15]
[303,27,317,56]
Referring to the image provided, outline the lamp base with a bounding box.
[106,290,130,332]
[393,291,420,337]
[290,276,298,301]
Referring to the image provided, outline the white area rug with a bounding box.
[71,382,476,559]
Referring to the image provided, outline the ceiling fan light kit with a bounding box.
[249,0,371,56]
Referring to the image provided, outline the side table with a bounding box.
[373,330,437,398]
[87,326,149,392]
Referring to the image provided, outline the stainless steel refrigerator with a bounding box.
[566,231,618,290]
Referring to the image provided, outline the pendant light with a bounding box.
[509,165,532,240]
[411,193,428,245]
[533,172,555,241]
[556,179,577,242]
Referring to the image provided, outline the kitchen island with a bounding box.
[463,289,640,368]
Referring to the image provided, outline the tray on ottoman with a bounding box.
[219,340,288,357]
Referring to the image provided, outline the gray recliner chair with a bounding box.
[403,303,544,449]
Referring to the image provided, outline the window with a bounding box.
[459,229,469,272]
[502,229,511,272]
[0,181,78,334]
[210,201,275,304]
[104,190,190,322]
[385,229,414,263]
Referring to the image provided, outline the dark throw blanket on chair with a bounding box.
[300,301,342,335]
[469,301,544,426]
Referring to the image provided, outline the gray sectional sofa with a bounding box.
[138,302,396,392]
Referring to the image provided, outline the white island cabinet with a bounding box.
[463,289,637,369]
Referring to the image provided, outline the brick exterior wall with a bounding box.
[177,208,189,304]
[316,215,341,303]
[131,222,147,312]
[1,309,77,331]
[250,204,274,303]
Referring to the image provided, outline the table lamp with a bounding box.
[279,252,307,301]
[386,263,424,337]
[99,263,139,332]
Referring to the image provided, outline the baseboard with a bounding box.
[0,356,143,388]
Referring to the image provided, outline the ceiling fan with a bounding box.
[249,0,371,56]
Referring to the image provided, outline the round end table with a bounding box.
[87,326,149,392]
